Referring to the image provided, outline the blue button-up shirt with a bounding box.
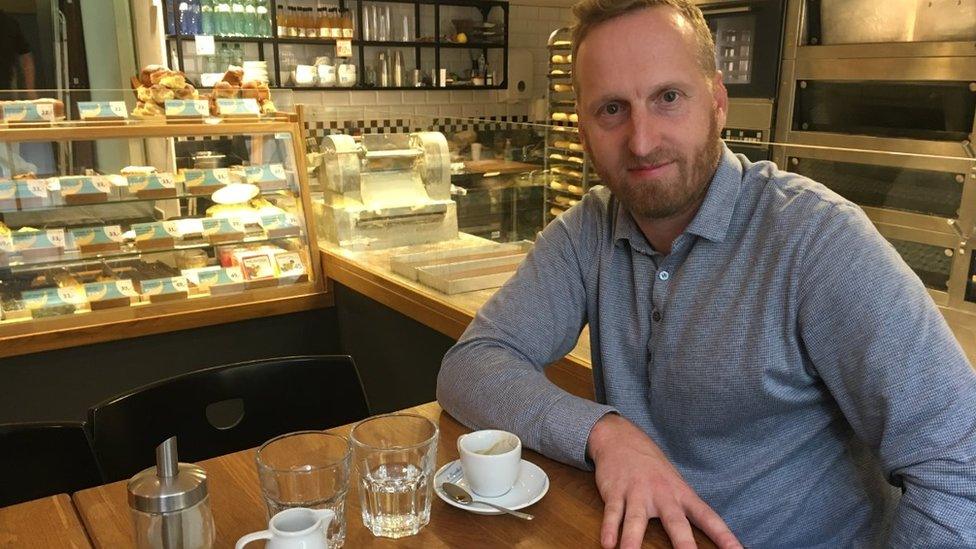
[437,145,976,547]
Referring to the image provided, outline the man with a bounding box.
[436,0,976,547]
[0,9,35,95]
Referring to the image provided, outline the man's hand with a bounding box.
[588,414,743,549]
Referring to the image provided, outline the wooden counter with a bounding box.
[73,402,712,548]
[319,235,596,399]
[0,494,91,548]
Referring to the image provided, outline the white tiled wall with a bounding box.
[292,2,575,121]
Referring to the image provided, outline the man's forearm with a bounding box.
[437,336,616,470]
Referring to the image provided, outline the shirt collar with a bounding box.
[612,143,743,250]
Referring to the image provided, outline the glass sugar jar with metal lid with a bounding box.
[128,436,215,549]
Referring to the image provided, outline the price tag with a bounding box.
[2,102,55,123]
[195,34,216,55]
[202,217,246,236]
[57,287,87,304]
[139,276,189,296]
[164,99,210,118]
[24,180,48,196]
[78,101,129,120]
[336,39,353,58]
[216,98,260,117]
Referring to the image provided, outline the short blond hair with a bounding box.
[570,0,717,92]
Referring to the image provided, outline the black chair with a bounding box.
[0,422,104,506]
[89,355,370,482]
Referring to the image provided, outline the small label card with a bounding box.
[59,176,112,204]
[195,34,216,55]
[242,163,288,190]
[132,221,181,249]
[127,173,177,198]
[2,102,55,124]
[202,217,246,242]
[259,213,301,238]
[12,229,65,251]
[336,39,353,57]
[84,280,139,303]
[164,99,210,120]
[22,286,87,309]
[69,225,124,253]
[78,101,129,121]
[183,168,231,194]
[0,181,15,210]
[186,266,246,294]
[138,276,190,297]
[216,98,260,118]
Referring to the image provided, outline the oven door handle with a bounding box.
[700,6,753,15]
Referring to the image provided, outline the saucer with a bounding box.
[434,459,549,515]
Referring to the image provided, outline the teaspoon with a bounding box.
[441,482,534,520]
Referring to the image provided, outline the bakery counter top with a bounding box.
[319,235,596,399]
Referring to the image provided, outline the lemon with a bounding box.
[456,32,468,43]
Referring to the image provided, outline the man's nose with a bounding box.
[627,109,661,159]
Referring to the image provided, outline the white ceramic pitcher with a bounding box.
[235,507,335,549]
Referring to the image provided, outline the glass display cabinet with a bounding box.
[0,93,323,357]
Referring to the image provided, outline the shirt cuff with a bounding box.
[541,394,618,471]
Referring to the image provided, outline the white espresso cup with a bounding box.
[457,430,522,497]
[236,507,335,549]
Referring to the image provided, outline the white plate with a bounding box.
[433,459,549,515]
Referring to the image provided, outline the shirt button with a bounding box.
[658,271,670,281]
[652,310,662,322]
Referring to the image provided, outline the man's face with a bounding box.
[576,7,728,220]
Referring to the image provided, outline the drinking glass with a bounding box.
[350,413,439,539]
[256,431,351,548]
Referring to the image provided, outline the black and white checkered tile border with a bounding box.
[302,115,532,147]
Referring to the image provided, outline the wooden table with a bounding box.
[73,403,714,548]
[0,494,91,548]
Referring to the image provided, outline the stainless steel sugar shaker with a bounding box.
[128,437,215,549]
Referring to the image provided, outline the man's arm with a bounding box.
[437,194,617,469]
[797,201,976,546]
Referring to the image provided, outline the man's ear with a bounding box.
[712,71,728,130]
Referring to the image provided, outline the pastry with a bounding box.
[149,84,176,104]
[222,68,244,87]
[158,72,186,90]
[174,83,197,100]
[139,64,166,87]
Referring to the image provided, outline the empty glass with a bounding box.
[256,431,351,548]
[350,414,439,539]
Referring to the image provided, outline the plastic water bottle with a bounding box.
[165,0,177,34]
[191,0,202,34]
[231,0,246,36]
[200,0,214,35]
[215,0,232,36]
[256,0,271,37]
[178,1,192,35]
[243,0,257,36]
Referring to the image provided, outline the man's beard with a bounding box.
[588,113,723,221]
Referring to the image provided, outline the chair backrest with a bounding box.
[89,355,370,482]
[0,422,104,506]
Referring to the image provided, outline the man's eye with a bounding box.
[662,90,680,103]
[604,103,620,115]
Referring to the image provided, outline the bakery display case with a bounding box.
[0,93,324,358]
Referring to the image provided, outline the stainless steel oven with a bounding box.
[773,0,976,315]
[696,0,787,161]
